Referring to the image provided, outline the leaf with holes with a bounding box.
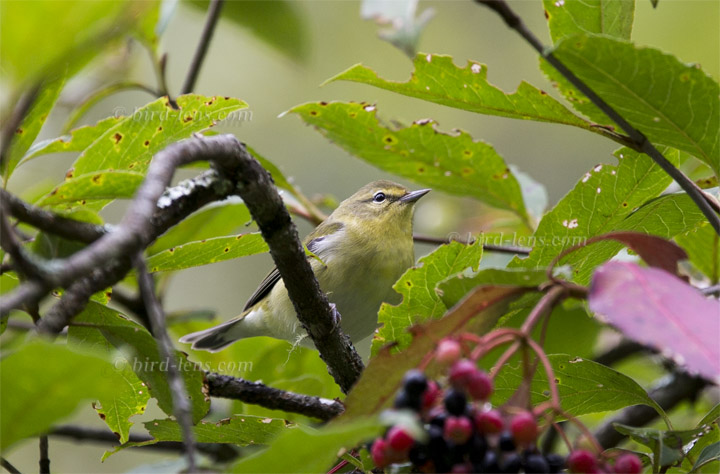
[372,241,484,355]
[438,268,548,309]
[542,0,634,43]
[2,75,65,181]
[37,171,144,206]
[324,54,607,138]
[93,365,150,445]
[544,35,720,173]
[510,147,704,284]
[69,302,210,423]
[589,261,720,382]
[147,233,268,273]
[289,101,529,224]
[493,354,668,423]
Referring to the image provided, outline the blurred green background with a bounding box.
[3,0,718,471]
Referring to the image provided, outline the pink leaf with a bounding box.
[589,261,720,382]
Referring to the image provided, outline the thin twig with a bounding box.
[39,435,49,474]
[475,0,720,236]
[181,0,225,94]
[0,200,46,280]
[0,83,41,179]
[205,372,344,421]
[0,458,20,474]
[133,254,196,471]
[412,233,532,255]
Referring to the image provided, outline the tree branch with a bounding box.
[475,0,720,236]
[133,254,196,471]
[181,0,225,94]
[205,372,344,421]
[39,435,49,474]
[594,371,708,448]
[0,458,20,474]
[412,233,531,255]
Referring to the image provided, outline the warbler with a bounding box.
[179,180,430,352]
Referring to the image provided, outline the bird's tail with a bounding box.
[178,317,245,352]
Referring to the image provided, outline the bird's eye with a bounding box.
[373,192,386,203]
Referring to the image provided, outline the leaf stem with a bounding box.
[181,0,225,94]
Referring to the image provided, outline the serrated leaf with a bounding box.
[188,0,308,61]
[614,423,710,467]
[230,420,381,473]
[2,75,66,181]
[543,0,635,43]
[342,286,527,420]
[545,35,720,174]
[68,302,210,423]
[147,233,268,273]
[372,241,484,355]
[72,94,247,175]
[94,366,150,444]
[676,223,719,282]
[493,354,668,422]
[37,171,144,206]
[589,262,720,382]
[439,268,548,309]
[21,116,122,164]
[325,54,602,136]
[0,340,122,451]
[289,101,529,223]
[149,202,252,254]
[510,147,704,284]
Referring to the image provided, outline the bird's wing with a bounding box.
[241,221,344,311]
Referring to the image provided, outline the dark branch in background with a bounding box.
[1,135,363,393]
[475,0,720,236]
[0,83,40,171]
[413,233,531,255]
[0,200,47,281]
[39,435,49,474]
[133,255,196,471]
[109,287,150,328]
[181,0,225,95]
[50,425,239,462]
[205,372,344,421]
[595,371,708,448]
[0,458,20,474]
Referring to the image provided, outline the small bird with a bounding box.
[179,180,430,352]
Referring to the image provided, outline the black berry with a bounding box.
[499,431,516,451]
[394,389,421,411]
[524,453,550,473]
[501,453,522,473]
[481,450,500,472]
[444,389,468,416]
[545,453,565,473]
[467,434,488,464]
[403,369,428,397]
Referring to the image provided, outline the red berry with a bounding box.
[371,437,389,468]
[466,370,493,401]
[475,409,504,434]
[444,416,473,444]
[567,449,598,474]
[615,453,642,474]
[387,426,414,452]
[449,359,478,388]
[509,411,538,444]
[422,380,441,411]
[436,339,462,364]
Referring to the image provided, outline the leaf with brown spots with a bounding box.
[37,171,144,207]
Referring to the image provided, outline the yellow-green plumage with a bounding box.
[179,180,429,352]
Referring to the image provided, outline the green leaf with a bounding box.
[94,366,150,445]
[2,75,66,181]
[0,340,122,451]
[21,116,122,164]
[510,147,704,284]
[104,416,291,459]
[694,442,720,472]
[614,423,708,467]
[72,94,247,176]
[288,101,529,223]
[68,302,210,423]
[342,286,527,420]
[372,241,484,355]
[546,35,720,174]
[149,202,252,254]
[188,0,308,61]
[132,0,161,49]
[325,54,607,136]
[542,0,635,43]
[231,420,382,473]
[699,404,720,427]
[37,171,145,206]
[0,0,141,84]
[439,268,548,309]
[676,223,719,282]
[493,354,669,423]
[147,233,268,273]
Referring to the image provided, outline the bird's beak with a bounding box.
[400,188,431,203]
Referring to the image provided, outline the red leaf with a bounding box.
[589,261,719,382]
[594,232,687,275]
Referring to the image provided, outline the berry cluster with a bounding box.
[369,339,643,473]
